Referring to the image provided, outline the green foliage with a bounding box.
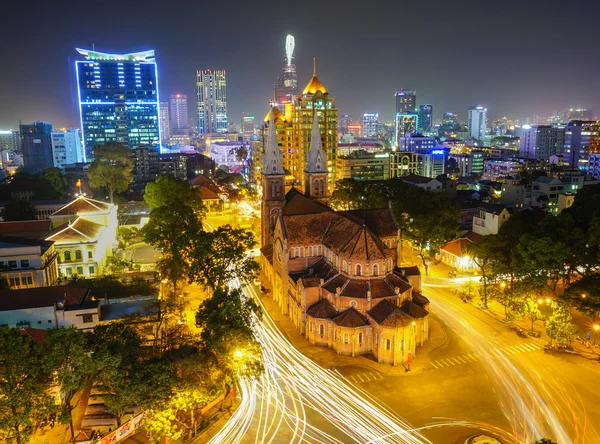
[64,275,156,299]
[0,327,57,444]
[188,225,259,291]
[533,439,557,444]
[87,142,133,203]
[41,167,67,195]
[563,275,600,316]
[1,199,37,221]
[144,175,202,210]
[546,302,578,344]
[519,298,543,335]
[117,226,140,250]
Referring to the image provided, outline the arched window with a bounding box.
[314,180,320,196]
[318,245,322,256]
[356,264,362,276]
[319,324,324,337]
[334,329,337,340]
[358,332,363,346]
[307,246,313,256]
[64,251,71,261]
[75,250,82,260]
[300,247,305,257]
[372,264,379,276]
[342,260,347,272]
[375,334,379,346]
[343,333,349,344]
[385,338,391,351]
[294,247,300,258]
[289,250,295,259]
[350,300,357,308]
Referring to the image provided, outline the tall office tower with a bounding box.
[563,120,600,167]
[519,125,565,160]
[51,129,85,170]
[339,114,352,133]
[169,93,190,144]
[159,101,170,144]
[568,108,593,121]
[75,48,161,159]
[0,130,20,151]
[395,89,416,114]
[443,112,459,124]
[394,113,419,147]
[362,113,379,138]
[196,69,228,135]
[274,35,298,105]
[242,114,255,139]
[418,104,433,133]
[468,106,487,141]
[20,121,53,172]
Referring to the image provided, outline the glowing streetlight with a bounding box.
[537,298,544,305]
[594,325,599,331]
[500,282,506,289]
[545,298,551,304]
[582,293,587,299]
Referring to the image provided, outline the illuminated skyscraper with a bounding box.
[418,104,433,133]
[468,106,487,141]
[242,113,255,139]
[159,101,170,144]
[20,121,53,172]
[196,69,228,135]
[51,129,84,171]
[274,34,298,105]
[169,93,190,144]
[362,113,379,138]
[394,113,419,147]
[0,130,20,152]
[75,48,161,159]
[395,89,416,114]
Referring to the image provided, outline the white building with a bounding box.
[468,106,487,141]
[362,113,379,138]
[483,159,523,180]
[500,179,527,209]
[401,173,443,192]
[472,203,510,236]
[526,176,565,214]
[519,125,565,160]
[159,101,170,145]
[51,130,85,170]
[0,236,59,289]
[209,141,250,169]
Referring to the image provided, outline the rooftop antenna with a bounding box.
[92,43,95,51]
[313,57,316,75]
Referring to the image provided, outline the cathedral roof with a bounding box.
[322,216,390,261]
[306,299,337,319]
[339,208,399,238]
[262,111,284,175]
[400,300,429,319]
[411,290,430,308]
[332,307,369,328]
[305,108,327,173]
[302,74,328,95]
[368,299,413,328]
[263,105,285,122]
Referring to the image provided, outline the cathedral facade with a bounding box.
[259,103,431,366]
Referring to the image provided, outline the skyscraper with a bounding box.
[568,108,593,121]
[51,129,85,170]
[20,121,53,172]
[159,101,170,144]
[362,113,379,138]
[519,125,565,160]
[468,106,487,141]
[75,48,161,159]
[0,130,20,152]
[169,93,190,144]
[418,104,433,133]
[563,120,600,167]
[242,114,255,139]
[395,89,416,115]
[196,69,228,135]
[394,113,419,147]
[274,35,298,105]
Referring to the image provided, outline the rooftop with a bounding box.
[52,195,113,217]
[46,217,105,244]
[402,174,437,184]
[0,220,52,239]
[0,286,91,312]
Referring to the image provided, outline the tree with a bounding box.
[117,226,139,250]
[87,142,133,203]
[45,327,99,440]
[0,199,37,221]
[546,302,578,344]
[533,439,557,444]
[188,225,259,291]
[0,327,57,444]
[144,175,202,211]
[41,167,67,196]
[466,239,495,308]
[562,275,600,316]
[520,299,543,335]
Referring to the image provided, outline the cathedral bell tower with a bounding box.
[261,110,286,247]
[304,107,329,200]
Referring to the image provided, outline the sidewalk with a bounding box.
[191,394,240,443]
[257,290,447,376]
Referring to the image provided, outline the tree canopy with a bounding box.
[87,142,133,203]
[144,175,202,210]
[0,199,37,221]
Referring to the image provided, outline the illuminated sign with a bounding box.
[431,149,445,155]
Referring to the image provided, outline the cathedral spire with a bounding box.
[262,109,284,175]
[305,108,327,173]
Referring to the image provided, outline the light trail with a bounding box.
[209,278,430,444]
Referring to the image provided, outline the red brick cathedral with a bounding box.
[259,109,430,366]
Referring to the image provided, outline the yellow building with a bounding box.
[259,67,338,192]
[390,151,419,178]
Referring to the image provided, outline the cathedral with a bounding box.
[259,88,431,366]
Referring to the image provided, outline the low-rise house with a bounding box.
[439,231,483,272]
[401,173,443,192]
[0,220,52,239]
[0,236,59,288]
[472,203,510,236]
[189,175,225,213]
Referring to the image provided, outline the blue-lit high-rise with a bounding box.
[75,48,161,159]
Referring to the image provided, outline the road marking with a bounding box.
[468,353,479,360]
[349,376,357,383]
[430,361,439,369]
[514,344,530,353]
[523,343,540,351]
[450,357,462,365]
[371,372,383,380]
[455,356,467,364]
[441,359,454,367]
[356,374,365,382]
[361,373,371,382]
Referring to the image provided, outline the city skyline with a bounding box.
[1,0,600,129]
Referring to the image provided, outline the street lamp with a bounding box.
[545,298,551,304]
[500,282,506,289]
[537,298,544,305]
[594,325,600,346]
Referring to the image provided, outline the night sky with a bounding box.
[2,0,599,129]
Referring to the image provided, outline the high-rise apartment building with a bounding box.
[75,48,161,159]
[468,106,487,141]
[395,89,416,115]
[169,93,190,144]
[242,114,255,139]
[196,69,228,135]
[51,129,85,170]
[394,113,419,147]
[274,35,298,105]
[568,109,593,121]
[20,121,53,172]
[519,125,565,160]
[563,120,600,168]
[418,104,433,133]
[159,101,170,144]
[362,113,379,138]
[339,115,352,133]
[0,130,20,152]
